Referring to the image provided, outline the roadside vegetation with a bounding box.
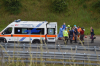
[0,0,100,35]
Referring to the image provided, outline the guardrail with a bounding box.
[0,43,100,53]
[0,50,100,66]
[0,43,100,66]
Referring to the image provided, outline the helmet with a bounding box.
[68,25,70,27]
[74,25,76,27]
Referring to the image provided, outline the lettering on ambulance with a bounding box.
[19,22,44,41]
[15,24,34,27]
[20,24,34,27]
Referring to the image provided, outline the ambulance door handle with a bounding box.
[11,34,13,37]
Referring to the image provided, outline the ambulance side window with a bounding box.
[3,27,12,34]
[47,28,55,35]
[29,28,44,35]
[14,28,28,34]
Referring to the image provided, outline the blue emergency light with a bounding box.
[14,19,21,22]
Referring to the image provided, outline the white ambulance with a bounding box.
[0,19,57,44]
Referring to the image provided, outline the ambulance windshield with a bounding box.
[3,27,12,34]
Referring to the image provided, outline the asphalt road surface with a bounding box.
[0,35,100,55]
[56,35,100,46]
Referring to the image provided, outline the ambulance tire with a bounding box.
[0,38,7,43]
[32,39,40,44]
[0,40,3,43]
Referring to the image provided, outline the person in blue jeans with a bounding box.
[90,27,94,43]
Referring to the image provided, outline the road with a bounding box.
[56,35,100,46]
[0,35,100,55]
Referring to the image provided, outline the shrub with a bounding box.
[3,0,22,14]
[92,1,100,13]
[51,0,68,13]
[78,0,86,5]
[83,4,87,9]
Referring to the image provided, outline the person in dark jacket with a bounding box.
[90,27,94,43]
[80,27,84,44]
[74,26,78,43]
[69,28,74,44]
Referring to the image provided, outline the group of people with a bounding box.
[58,23,95,44]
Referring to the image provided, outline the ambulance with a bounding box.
[0,19,57,44]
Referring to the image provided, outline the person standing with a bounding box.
[74,26,78,43]
[67,25,71,39]
[62,23,66,30]
[77,26,81,38]
[80,27,84,44]
[58,26,63,40]
[69,28,74,44]
[63,27,68,44]
[90,27,94,43]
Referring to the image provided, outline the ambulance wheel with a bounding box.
[32,40,40,44]
[0,40,4,43]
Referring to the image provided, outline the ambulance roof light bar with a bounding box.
[14,19,21,22]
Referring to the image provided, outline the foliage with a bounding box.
[51,0,68,13]
[92,0,100,13]
[0,0,100,35]
[78,0,86,5]
[83,4,87,9]
[3,0,22,14]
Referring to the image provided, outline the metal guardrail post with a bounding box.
[23,44,25,51]
[58,45,60,52]
[75,46,77,53]
[5,43,7,50]
[83,53,85,66]
[26,51,28,65]
[64,52,66,66]
[1,50,5,66]
[45,52,47,65]
[94,46,96,54]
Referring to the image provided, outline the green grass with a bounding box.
[0,0,99,35]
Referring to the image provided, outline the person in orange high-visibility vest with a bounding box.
[77,26,81,38]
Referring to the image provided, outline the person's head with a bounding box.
[74,25,76,27]
[78,26,79,28]
[64,23,65,25]
[81,27,84,30]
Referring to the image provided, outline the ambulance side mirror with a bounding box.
[2,32,4,35]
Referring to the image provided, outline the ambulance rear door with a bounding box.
[47,22,57,43]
